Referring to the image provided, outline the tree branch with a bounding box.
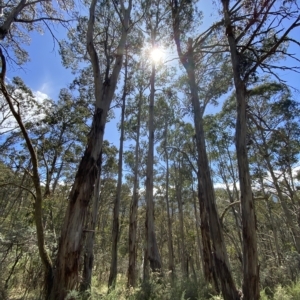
[0,182,37,201]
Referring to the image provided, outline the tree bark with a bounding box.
[50,1,132,298]
[221,1,259,299]
[171,4,239,297]
[80,154,102,293]
[108,50,128,289]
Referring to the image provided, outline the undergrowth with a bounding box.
[63,277,300,300]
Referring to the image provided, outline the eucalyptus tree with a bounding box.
[0,74,89,297]
[125,60,150,287]
[107,27,145,288]
[143,0,171,275]
[204,113,243,265]
[0,76,53,295]
[108,48,130,289]
[50,0,141,298]
[247,82,300,252]
[164,120,202,280]
[155,95,179,278]
[80,139,119,292]
[219,1,300,297]
[170,1,238,298]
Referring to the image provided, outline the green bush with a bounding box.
[260,288,270,300]
[287,280,300,300]
[273,285,292,300]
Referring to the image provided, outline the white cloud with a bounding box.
[0,90,50,134]
[34,90,49,103]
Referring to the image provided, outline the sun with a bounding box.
[150,47,165,63]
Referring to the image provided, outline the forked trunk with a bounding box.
[50,0,131,298]
[222,1,259,298]
[171,4,238,298]
[186,43,238,300]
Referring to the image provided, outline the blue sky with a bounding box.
[13,28,73,98]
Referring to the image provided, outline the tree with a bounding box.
[126,61,149,288]
[144,0,170,276]
[220,1,300,298]
[171,1,239,298]
[108,49,129,289]
[50,1,133,298]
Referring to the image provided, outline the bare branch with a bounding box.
[14,17,73,23]
[0,182,37,201]
[166,146,197,174]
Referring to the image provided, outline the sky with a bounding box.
[5,1,300,151]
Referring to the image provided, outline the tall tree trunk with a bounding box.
[165,148,175,278]
[192,188,203,273]
[196,177,219,291]
[127,90,142,288]
[50,1,132,298]
[187,53,236,298]
[80,154,102,293]
[175,162,187,277]
[221,1,259,299]
[108,51,128,289]
[145,35,162,272]
[171,4,238,298]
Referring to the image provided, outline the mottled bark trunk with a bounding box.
[50,1,131,298]
[80,157,102,293]
[50,108,106,299]
[197,178,218,291]
[108,52,128,289]
[222,1,259,299]
[145,51,161,273]
[186,48,238,299]
[127,92,142,288]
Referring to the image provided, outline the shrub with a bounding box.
[287,280,300,300]
[273,285,291,300]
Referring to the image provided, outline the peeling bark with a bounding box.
[50,0,132,298]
